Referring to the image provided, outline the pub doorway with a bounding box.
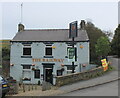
[45,68,53,84]
[42,63,54,84]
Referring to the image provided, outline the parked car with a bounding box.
[0,75,9,97]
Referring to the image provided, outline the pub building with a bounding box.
[10,20,90,85]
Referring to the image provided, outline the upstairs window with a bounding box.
[23,44,31,56]
[45,47,52,56]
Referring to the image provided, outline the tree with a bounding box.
[103,30,113,42]
[85,22,107,63]
[95,36,111,59]
[111,24,120,57]
[2,47,10,60]
[1,47,10,77]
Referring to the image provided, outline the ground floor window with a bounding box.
[34,69,40,79]
[23,65,31,69]
[67,66,76,74]
[57,70,63,76]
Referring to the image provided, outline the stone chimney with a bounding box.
[18,23,24,32]
[80,20,85,29]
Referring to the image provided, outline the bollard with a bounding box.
[35,84,37,90]
[42,81,51,91]
[23,83,25,92]
[28,84,30,91]
[14,82,19,94]
[32,84,33,90]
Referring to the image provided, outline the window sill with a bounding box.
[23,69,31,71]
[35,78,40,79]
[44,56,53,58]
[21,56,32,58]
[22,79,31,81]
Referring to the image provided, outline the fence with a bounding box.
[18,83,41,93]
[55,66,104,86]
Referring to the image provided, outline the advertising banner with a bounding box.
[101,59,108,71]
[68,47,75,62]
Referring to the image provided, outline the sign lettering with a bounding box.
[32,58,64,63]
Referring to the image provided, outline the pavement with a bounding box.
[8,56,119,96]
[60,80,119,96]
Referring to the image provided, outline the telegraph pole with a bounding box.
[72,37,75,73]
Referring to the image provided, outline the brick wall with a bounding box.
[55,66,104,86]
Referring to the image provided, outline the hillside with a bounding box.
[0,40,11,48]
[0,40,11,72]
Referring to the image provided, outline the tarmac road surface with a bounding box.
[60,80,119,96]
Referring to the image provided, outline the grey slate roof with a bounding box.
[12,29,89,42]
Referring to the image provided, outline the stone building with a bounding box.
[10,20,89,85]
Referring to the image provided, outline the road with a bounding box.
[59,57,119,96]
[60,80,118,96]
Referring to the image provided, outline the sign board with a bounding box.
[32,58,64,62]
[101,59,108,71]
[69,21,78,38]
[68,47,75,62]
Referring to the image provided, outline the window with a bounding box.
[45,47,52,56]
[57,70,63,76]
[67,66,72,74]
[23,48,31,55]
[67,66,76,74]
[34,70,40,79]
[23,44,31,56]
[23,65,31,69]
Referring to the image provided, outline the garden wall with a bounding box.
[55,66,104,86]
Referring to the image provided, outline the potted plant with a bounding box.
[32,68,35,71]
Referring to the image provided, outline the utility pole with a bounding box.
[72,37,75,73]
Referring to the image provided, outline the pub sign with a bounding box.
[69,21,78,38]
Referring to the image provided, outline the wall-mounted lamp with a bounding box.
[10,64,14,66]
[32,64,35,66]
[82,64,87,67]
[61,64,64,67]
[80,45,84,49]
[52,46,56,49]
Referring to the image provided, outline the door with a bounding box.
[45,68,53,84]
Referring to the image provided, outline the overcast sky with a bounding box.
[1,1,118,39]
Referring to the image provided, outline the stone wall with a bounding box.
[55,66,104,86]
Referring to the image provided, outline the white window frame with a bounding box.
[45,45,53,56]
[66,66,76,74]
[23,44,31,56]
[22,64,31,70]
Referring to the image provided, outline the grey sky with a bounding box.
[1,2,118,39]
[118,1,120,24]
